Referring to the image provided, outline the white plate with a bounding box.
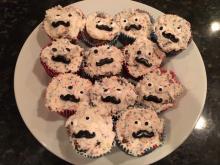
[14,0,207,164]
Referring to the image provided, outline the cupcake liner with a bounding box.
[117,33,136,47]
[40,58,59,77]
[73,141,115,158]
[79,28,119,47]
[57,109,76,118]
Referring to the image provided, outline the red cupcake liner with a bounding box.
[57,109,76,118]
[40,59,60,77]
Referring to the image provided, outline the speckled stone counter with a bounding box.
[0,0,220,164]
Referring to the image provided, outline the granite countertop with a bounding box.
[0,0,220,164]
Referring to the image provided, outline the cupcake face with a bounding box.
[136,69,184,113]
[154,14,191,53]
[116,108,164,156]
[115,9,153,38]
[43,5,85,39]
[83,45,124,77]
[45,74,92,113]
[90,76,137,116]
[123,38,165,78]
[65,110,115,157]
[41,39,83,74]
[85,12,120,41]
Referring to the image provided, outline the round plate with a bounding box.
[14,0,207,164]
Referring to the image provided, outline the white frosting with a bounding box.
[123,37,165,78]
[136,69,184,113]
[90,76,137,116]
[116,108,164,156]
[41,39,83,74]
[85,12,120,40]
[114,9,153,38]
[45,73,92,112]
[65,110,115,157]
[154,14,191,52]
[43,5,85,39]
[84,45,124,77]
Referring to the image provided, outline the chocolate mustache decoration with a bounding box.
[96,24,113,31]
[96,58,114,66]
[52,55,71,64]
[72,130,96,139]
[132,130,155,139]
[162,31,179,43]
[101,96,121,104]
[60,94,80,103]
[125,24,142,31]
[143,95,163,103]
[51,21,70,28]
[135,57,152,67]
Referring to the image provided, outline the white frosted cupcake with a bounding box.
[40,38,84,77]
[43,5,85,40]
[115,8,153,46]
[123,37,165,79]
[45,73,92,118]
[90,76,137,117]
[65,109,115,158]
[115,107,164,157]
[83,45,124,79]
[81,11,120,46]
[136,69,184,113]
[152,14,192,56]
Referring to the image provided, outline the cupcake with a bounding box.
[83,45,124,79]
[152,14,192,56]
[80,11,120,47]
[43,5,85,40]
[114,9,153,46]
[90,76,137,118]
[136,69,184,113]
[65,109,115,158]
[123,37,165,79]
[115,107,164,157]
[45,73,92,118]
[40,38,84,77]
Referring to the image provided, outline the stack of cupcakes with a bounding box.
[40,5,192,158]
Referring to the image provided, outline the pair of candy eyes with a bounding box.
[93,47,111,54]
[147,83,163,92]
[134,121,149,125]
[125,50,151,56]
[159,26,181,31]
[56,14,73,17]
[103,88,121,92]
[97,20,113,25]
[67,86,84,94]
[70,116,90,125]
[123,18,139,22]
[52,47,71,52]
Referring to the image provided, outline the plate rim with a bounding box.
[14,0,207,164]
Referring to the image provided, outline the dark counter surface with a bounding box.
[0,0,220,164]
